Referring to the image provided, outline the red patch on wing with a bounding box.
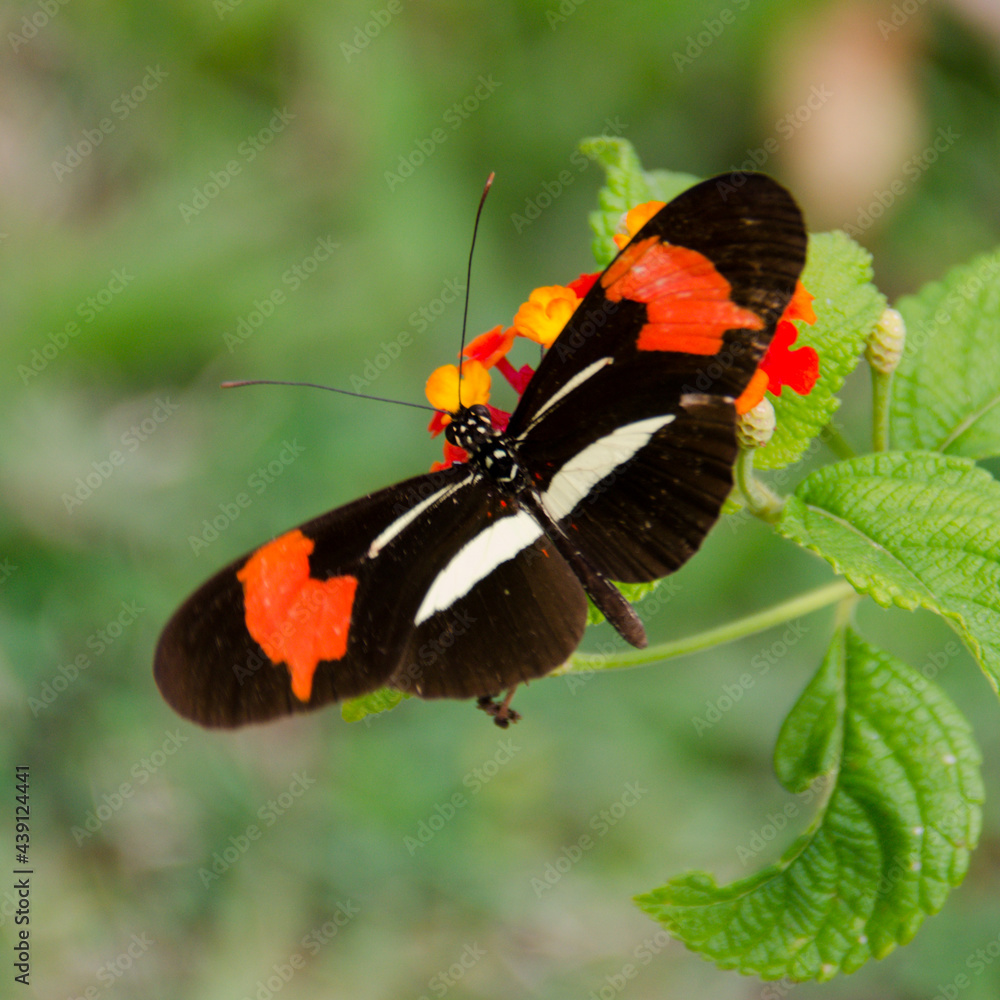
[601,237,763,354]
[237,529,358,702]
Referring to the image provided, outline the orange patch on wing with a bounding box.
[237,529,358,703]
[601,238,763,355]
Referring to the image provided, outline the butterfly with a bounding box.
[154,173,807,727]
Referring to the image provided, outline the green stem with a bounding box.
[871,367,892,452]
[562,579,857,673]
[833,583,861,631]
[735,447,784,523]
[821,422,856,460]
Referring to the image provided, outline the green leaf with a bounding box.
[756,231,886,470]
[579,137,697,266]
[777,451,1000,693]
[773,629,843,793]
[340,687,408,723]
[892,248,1000,457]
[635,627,983,981]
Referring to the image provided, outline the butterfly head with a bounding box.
[445,404,496,455]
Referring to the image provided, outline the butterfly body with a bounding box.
[154,173,807,727]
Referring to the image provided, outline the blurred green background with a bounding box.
[3,1,1000,998]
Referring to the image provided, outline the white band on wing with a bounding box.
[519,356,613,436]
[367,484,457,558]
[414,510,543,625]
[541,414,676,522]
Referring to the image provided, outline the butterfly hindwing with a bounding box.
[531,393,739,583]
[394,530,587,699]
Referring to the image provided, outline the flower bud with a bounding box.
[866,308,905,375]
[737,397,775,449]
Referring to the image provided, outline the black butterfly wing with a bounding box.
[507,173,807,583]
[154,466,587,726]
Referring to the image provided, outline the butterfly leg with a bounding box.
[477,686,522,727]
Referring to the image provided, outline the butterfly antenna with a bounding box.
[221,379,436,413]
[457,172,495,410]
